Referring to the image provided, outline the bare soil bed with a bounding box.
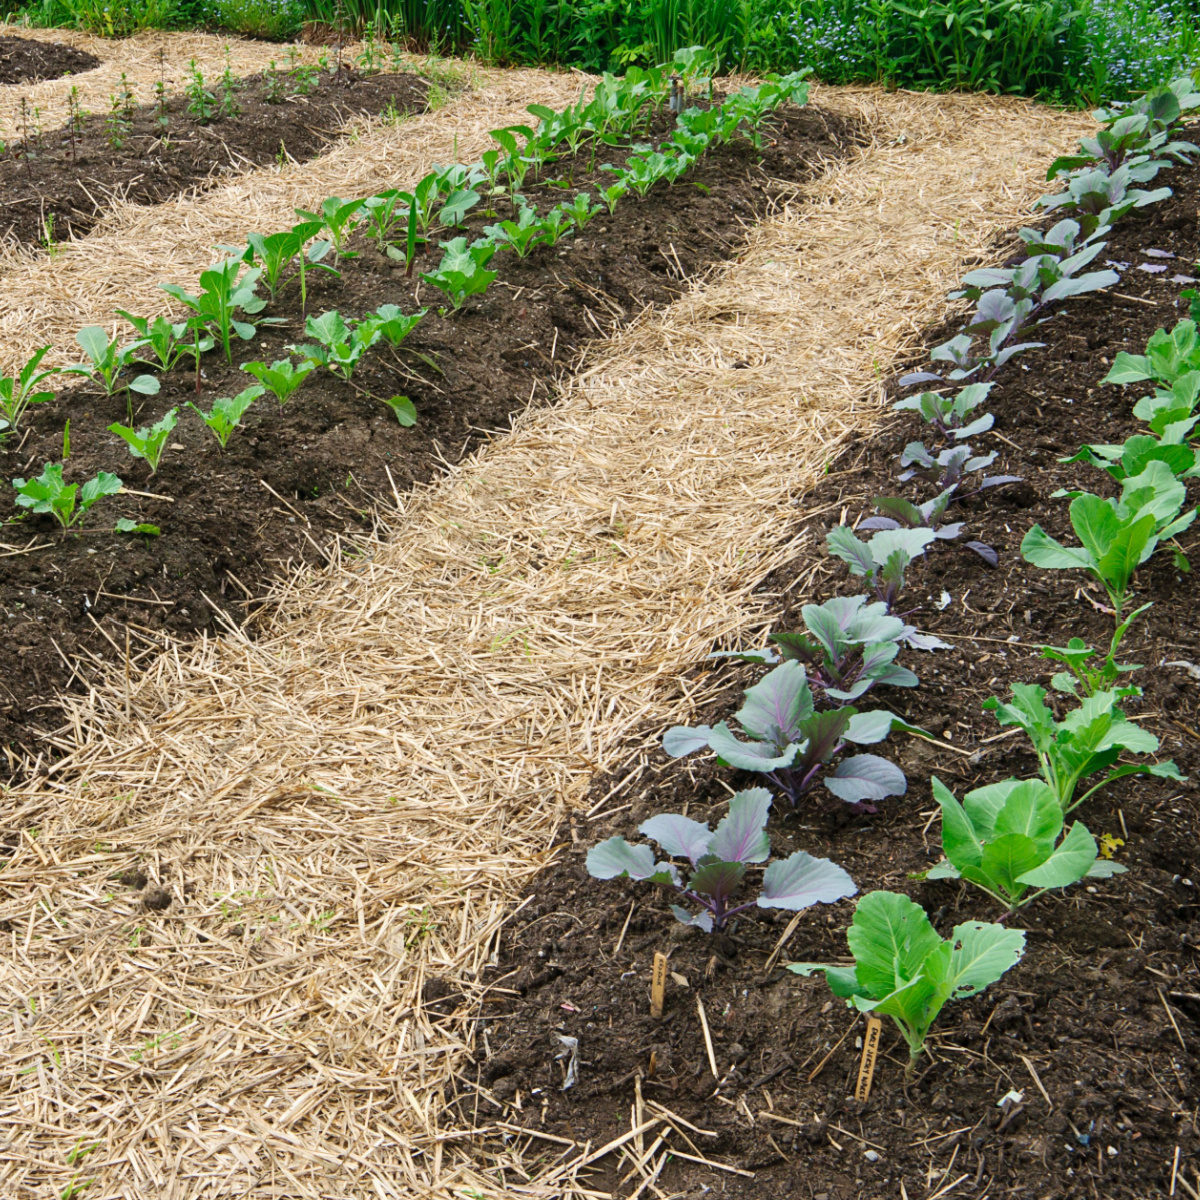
[0,102,859,756]
[0,67,430,246]
[0,34,99,86]
[470,130,1200,1200]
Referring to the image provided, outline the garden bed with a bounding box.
[0,34,99,87]
[0,101,858,756]
[0,66,431,247]
[471,130,1200,1200]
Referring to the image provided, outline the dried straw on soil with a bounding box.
[0,85,1091,1198]
[0,65,584,367]
[0,28,327,142]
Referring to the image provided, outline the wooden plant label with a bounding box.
[650,952,667,1018]
[855,1017,883,1102]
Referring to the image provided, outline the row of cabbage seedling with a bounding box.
[587,74,1200,1069]
[3,49,810,534]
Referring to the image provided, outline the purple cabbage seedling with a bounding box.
[860,489,999,565]
[826,524,937,608]
[663,660,910,808]
[714,595,931,701]
[586,787,856,931]
[893,382,994,442]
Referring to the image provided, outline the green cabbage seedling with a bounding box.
[242,359,313,406]
[294,196,365,259]
[371,305,424,347]
[922,775,1125,911]
[63,326,160,404]
[791,891,1025,1069]
[160,259,271,364]
[108,408,179,475]
[1040,603,1150,697]
[1022,463,1195,620]
[420,238,499,310]
[982,683,1183,812]
[117,311,207,373]
[587,787,856,931]
[187,386,264,448]
[483,203,548,258]
[1104,319,1200,388]
[13,464,122,531]
[0,345,59,433]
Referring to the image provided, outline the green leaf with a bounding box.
[979,833,1042,898]
[939,920,1026,1000]
[845,891,941,1000]
[1020,524,1095,571]
[932,775,983,869]
[1017,821,1098,889]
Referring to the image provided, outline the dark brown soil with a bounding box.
[0,102,859,757]
[0,67,429,247]
[469,138,1200,1197]
[0,35,99,86]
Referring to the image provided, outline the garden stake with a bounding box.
[649,952,666,1017]
[855,1016,882,1101]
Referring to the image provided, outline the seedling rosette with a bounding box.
[790,890,1025,1068]
[587,787,855,931]
[921,775,1126,912]
[826,525,938,608]
[13,464,122,532]
[982,683,1183,812]
[663,659,913,808]
[711,594,943,701]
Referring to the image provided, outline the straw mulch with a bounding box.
[0,84,1091,1198]
[0,65,584,368]
[0,28,330,143]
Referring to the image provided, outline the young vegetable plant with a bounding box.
[160,260,271,364]
[483,203,548,259]
[288,311,378,380]
[187,386,263,448]
[663,660,910,808]
[294,197,365,260]
[716,595,933,701]
[63,327,160,407]
[241,224,336,305]
[13,464,122,531]
[117,311,211,373]
[921,776,1126,912]
[241,359,313,406]
[893,382,995,443]
[1037,164,1171,238]
[1021,464,1195,619]
[982,683,1183,813]
[859,489,998,566]
[420,238,499,310]
[108,408,179,475]
[1040,603,1150,698]
[0,345,59,433]
[586,787,856,931]
[826,525,937,609]
[1104,319,1200,388]
[371,304,425,346]
[790,891,1025,1070]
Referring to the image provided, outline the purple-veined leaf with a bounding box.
[979,474,1023,490]
[670,904,714,931]
[904,630,952,650]
[825,754,907,803]
[639,813,713,865]
[954,414,994,440]
[897,371,943,387]
[796,708,854,765]
[587,837,681,885]
[935,522,965,539]
[966,540,999,565]
[735,660,812,742]
[687,859,746,904]
[707,722,799,772]
[759,851,857,910]
[709,787,772,863]
[844,709,895,743]
[663,724,712,758]
[859,516,901,531]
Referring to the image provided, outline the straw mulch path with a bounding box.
[0,65,582,366]
[0,28,329,143]
[0,85,1091,1198]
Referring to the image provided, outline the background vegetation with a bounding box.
[3,0,1199,109]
